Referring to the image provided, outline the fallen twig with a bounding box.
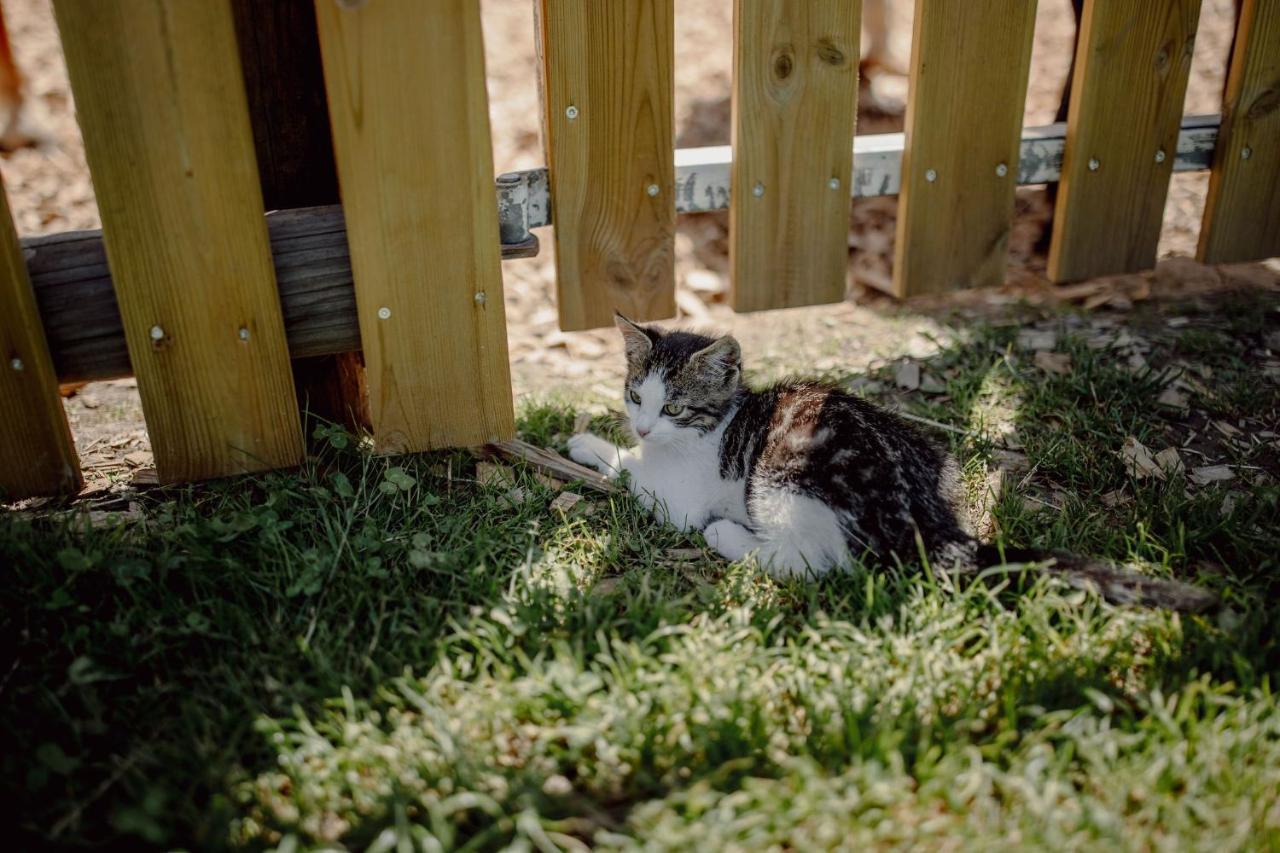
[480,438,618,494]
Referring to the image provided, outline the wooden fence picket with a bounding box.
[731,0,862,311]
[538,0,676,331]
[1048,0,1202,282]
[54,0,304,483]
[0,179,80,498]
[893,0,1038,297]
[314,0,514,452]
[1198,0,1280,264]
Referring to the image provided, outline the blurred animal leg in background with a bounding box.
[860,0,910,115]
[0,1,47,150]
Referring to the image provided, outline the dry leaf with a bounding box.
[1219,492,1238,517]
[664,547,703,562]
[1033,351,1072,375]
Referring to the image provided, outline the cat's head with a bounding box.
[614,314,741,444]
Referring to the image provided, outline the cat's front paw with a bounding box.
[703,519,760,562]
[567,432,616,473]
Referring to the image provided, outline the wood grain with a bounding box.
[730,0,861,311]
[538,0,676,330]
[892,0,1037,297]
[1048,0,1202,282]
[1198,0,1280,264]
[53,0,303,483]
[314,0,514,453]
[0,178,80,498]
[24,207,538,384]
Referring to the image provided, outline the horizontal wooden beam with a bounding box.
[27,205,536,384]
[26,116,1218,384]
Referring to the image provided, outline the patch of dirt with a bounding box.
[0,0,1272,489]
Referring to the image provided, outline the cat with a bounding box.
[567,315,1217,613]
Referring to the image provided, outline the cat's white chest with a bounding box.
[624,439,746,531]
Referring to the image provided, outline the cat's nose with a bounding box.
[636,426,650,438]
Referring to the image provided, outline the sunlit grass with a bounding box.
[3,293,1278,849]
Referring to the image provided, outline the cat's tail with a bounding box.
[970,544,1218,613]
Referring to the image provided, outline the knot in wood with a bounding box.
[815,39,845,67]
[771,48,794,81]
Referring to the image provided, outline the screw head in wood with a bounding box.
[474,291,487,305]
[238,327,250,341]
[646,183,659,197]
[752,182,765,197]
[1154,149,1166,163]
[9,357,22,371]
[827,177,840,190]
[377,306,391,320]
[149,325,164,341]
[565,105,579,120]
[1088,157,1100,171]
[1241,146,1252,160]
[995,163,1008,177]
[925,169,937,182]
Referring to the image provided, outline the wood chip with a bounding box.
[131,468,159,487]
[1033,351,1072,375]
[1100,489,1130,508]
[1156,387,1190,413]
[663,547,703,561]
[572,411,593,434]
[894,361,920,390]
[1190,465,1234,486]
[1120,437,1182,480]
[549,490,586,515]
[1016,329,1057,351]
[475,461,514,489]
[1219,492,1238,517]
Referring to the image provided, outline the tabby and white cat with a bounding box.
[567,315,1216,612]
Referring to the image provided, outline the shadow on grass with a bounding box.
[3,287,1277,849]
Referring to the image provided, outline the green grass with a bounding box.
[4,296,1279,850]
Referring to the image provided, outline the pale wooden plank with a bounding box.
[1048,0,1202,282]
[892,0,1037,297]
[538,0,676,331]
[1198,0,1280,264]
[0,179,80,499]
[314,0,514,452]
[730,0,861,311]
[53,0,303,483]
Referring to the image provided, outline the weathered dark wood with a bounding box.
[23,207,537,383]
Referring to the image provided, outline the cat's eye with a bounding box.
[628,389,641,404]
[662,403,684,417]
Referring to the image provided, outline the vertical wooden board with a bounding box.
[1048,0,1201,282]
[892,0,1037,297]
[54,0,303,483]
[730,0,861,312]
[230,0,370,433]
[1198,0,1280,264]
[0,181,80,498]
[314,0,514,453]
[538,0,676,331]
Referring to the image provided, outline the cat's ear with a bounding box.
[690,335,741,384]
[615,313,654,363]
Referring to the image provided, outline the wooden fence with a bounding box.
[1,0,1276,499]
